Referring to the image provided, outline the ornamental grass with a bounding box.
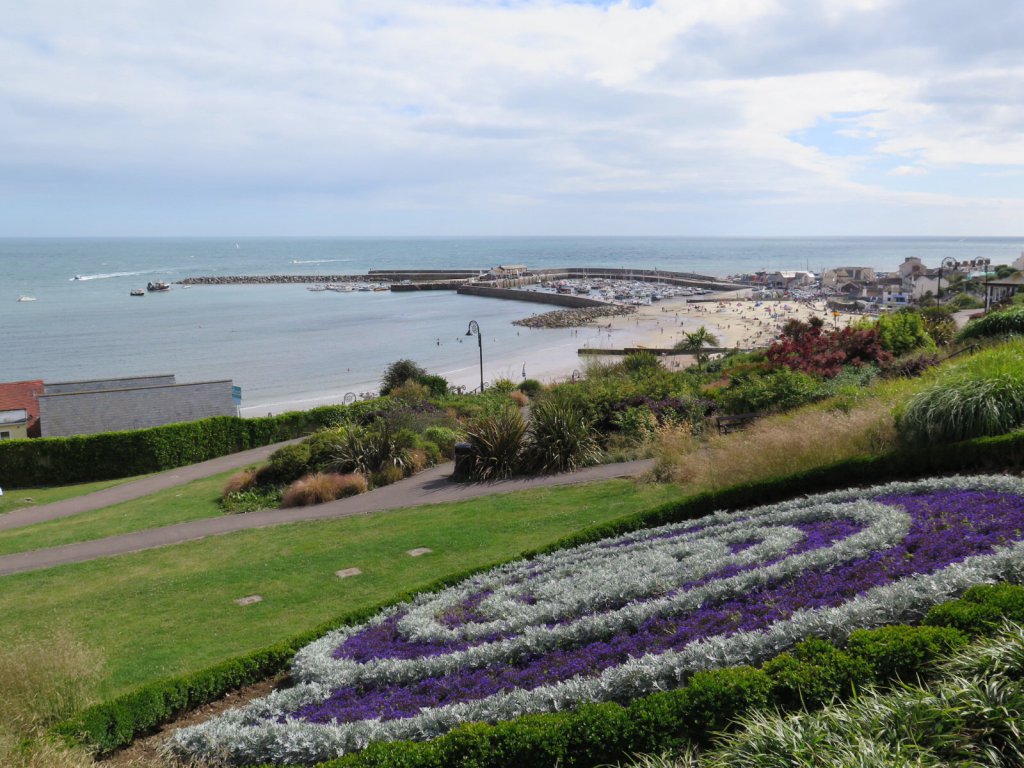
[281,472,368,508]
[0,633,106,768]
[222,468,257,496]
[651,399,897,490]
[898,343,1024,444]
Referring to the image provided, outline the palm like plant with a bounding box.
[674,325,720,370]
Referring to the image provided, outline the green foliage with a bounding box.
[220,486,283,514]
[717,368,826,415]
[957,305,1024,341]
[522,400,601,474]
[326,422,411,479]
[380,359,428,395]
[846,625,967,682]
[925,583,1024,636]
[623,351,662,373]
[897,343,1024,443]
[0,405,371,489]
[490,377,517,393]
[920,306,958,346]
[464,408,527,480]
[423,426,460,457]
[518,379,544,397]
[419,374,450,398]
[262,442,311,485]
[874,310,936,356]
[673,325,720,370]
[762,637,871,710]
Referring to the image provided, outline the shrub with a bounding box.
[925,583,1024,636]
[262,442,312,484]
[423,426,460,456]
[846,625,967,682]
[762,637,871,710]
[881,351,940,379]
[508,390,529,407]
[921,306,958,346]
[222,468,257,496]
[874,310,935,356]
[464,407,527,480]
[490,377,517,393]
[419,374,450,398]
[522,400,601,474]
[623,351,661,373]
[327,423,411,477]
[767,320,892,378]
[370,465,405,487]
[388,380,430,403]
[717,368,826,415]
[282,472,366,507]
[380,359,428,395]
[957,305,1024,341]
[518,379,543,397]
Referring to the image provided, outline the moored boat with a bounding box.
[17,295,37,302]
[147,281,171,292]
[130,289,145,296]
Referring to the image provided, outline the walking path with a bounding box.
[0,457,655,577]
[0,439,302,532]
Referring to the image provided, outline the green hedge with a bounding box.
[0,401,388,488]
[51,431,1024,758]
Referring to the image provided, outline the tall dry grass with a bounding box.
[650,400,897,491]
[281,472,368,507]
[0,633,106,768]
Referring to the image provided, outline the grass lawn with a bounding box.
[0,478,680,699]
[0,476,143,517]
[0,471,232,556]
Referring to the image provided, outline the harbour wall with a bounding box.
[457,285,607,308]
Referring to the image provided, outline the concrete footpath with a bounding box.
[0,457,655,577]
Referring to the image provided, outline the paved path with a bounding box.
[0,458,655,577]
[0,439,302,532]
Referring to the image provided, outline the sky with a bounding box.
[3,0,1024,237]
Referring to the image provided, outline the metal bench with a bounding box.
[715,412,761,435]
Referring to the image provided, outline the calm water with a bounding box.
[3,237,1022,413]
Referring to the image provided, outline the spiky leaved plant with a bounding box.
[463,406,526,480]
[523,399,601,474]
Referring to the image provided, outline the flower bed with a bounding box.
[167,476,1024,766]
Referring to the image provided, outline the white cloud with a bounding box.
[1,0,1023,235]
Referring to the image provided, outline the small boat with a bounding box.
[147,281,171,292]
[17,295,37,302]
[130,289,145,296]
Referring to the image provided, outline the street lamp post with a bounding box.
[466,320,484,393]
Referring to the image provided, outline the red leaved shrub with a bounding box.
[766,318,891,378]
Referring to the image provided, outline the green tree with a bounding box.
[380,359,427,395]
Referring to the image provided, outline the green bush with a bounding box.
[326,423,411,478]
[956,305,1024,342]
[717,368,826,415]
[423,426,460,456]
[262,442,312,484]
[464,407,527,480]
[518,379,543,397]
[762,637,871,709]
[220,486,283,513]
[419,374,450,398]
[874,310,936,356]
[522,400,601,474]
[924,583,1024,636]
[381,359,429,395]
[846,624,967,682]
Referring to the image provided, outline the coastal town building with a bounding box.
[0,375,237,438]
[0,380,44,438]
[37,375,237,438]
[822,267,877,289]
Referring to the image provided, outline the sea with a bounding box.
[3,236,1022,415]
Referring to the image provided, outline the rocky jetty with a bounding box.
[513,305,637,329]
[179,275,367,285]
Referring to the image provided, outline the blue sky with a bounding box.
[2,0,1023,236]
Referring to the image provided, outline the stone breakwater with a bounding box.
[179,275,370,285]
[513,305,638,329]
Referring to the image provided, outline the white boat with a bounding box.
[17,295,37,302]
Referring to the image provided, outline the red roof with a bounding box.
[0,380,43,437]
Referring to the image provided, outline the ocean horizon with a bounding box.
[4,236,1022,414]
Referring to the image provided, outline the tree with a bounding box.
[673,325,719,371]
[380,359,427,395]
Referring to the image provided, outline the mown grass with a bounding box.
[0,478,679,699]
[0,470,234,557]
[0,475,142,517]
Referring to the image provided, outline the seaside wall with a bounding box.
[457,285,607,308]
[44,374,176,395]
[38,380,236,437]
[534,268,740,292]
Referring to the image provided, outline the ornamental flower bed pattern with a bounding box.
[168,476,1024,766]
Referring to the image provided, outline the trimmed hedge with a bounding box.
[51,431,1024,759]
[0,401,389,488]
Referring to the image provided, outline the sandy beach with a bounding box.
[241,291,868,415]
